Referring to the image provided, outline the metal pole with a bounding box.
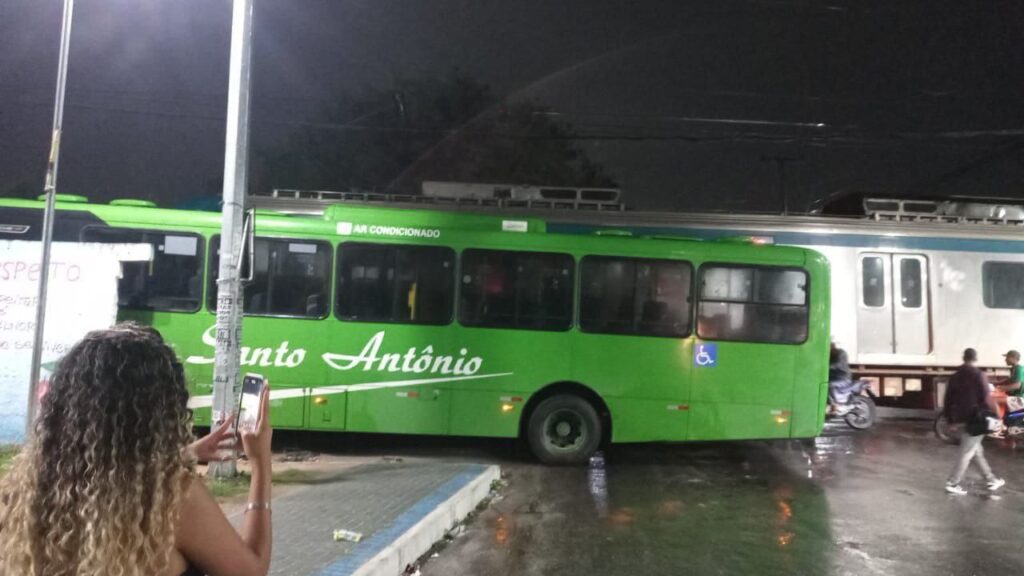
[209,0,255,479]
[778,161,788,217]
[28,0,75,435]
[761,154,802,216]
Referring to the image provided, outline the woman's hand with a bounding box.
[189,415,241,463]
[240,383,273,469]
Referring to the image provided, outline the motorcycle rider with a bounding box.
[993,349,1023,397]
[829,341,854,415]
[992,349,1024,433]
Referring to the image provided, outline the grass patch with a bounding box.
[205,472,252,500]
[0,445,20,474]
[205,468,318,502]
[272,468,316,485]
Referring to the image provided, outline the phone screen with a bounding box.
[236,374,264,432]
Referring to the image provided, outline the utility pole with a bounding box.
[210,0,255,479]
[760,154,803,216]
[28,0,75,434]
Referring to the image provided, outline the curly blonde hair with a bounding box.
[0,323,196,575]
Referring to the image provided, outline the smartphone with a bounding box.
[236,373,265,433]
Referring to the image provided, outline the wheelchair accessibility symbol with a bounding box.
[694,343,717,367]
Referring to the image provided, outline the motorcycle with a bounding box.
[935,401,1024,444]
[828,379,877,430]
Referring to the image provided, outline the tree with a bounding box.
[255,69,617,195]
[397,100,617,191]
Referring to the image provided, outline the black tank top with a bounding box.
[181,563,204,576]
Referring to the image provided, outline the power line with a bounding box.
[537,110,828,129]
[0,83,340,105]
[2,97,1021,149]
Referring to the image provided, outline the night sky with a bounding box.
[2,0,1023,212]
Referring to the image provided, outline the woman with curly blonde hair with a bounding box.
[0,324,273,576]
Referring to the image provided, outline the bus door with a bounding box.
[230,236,336,429]
[857,253,931,355]
[574,256,695,443]
[688,265,808,440]
[327,242,456,436]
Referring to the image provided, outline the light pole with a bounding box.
[26,1,256,461]
[209,0,255,479]
[761,154,803,216]
[28,0,75,434]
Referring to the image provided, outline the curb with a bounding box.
[329,464,500,576]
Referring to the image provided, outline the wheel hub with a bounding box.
[544,409,585,451]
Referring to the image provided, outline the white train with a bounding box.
[255,188,1024,410]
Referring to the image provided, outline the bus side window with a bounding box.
[696,265,808,344]
[81,226,203,313]
[336,243,454,325]
[207,236,331,319]
[459,249,574,331]
[580,256,692,337]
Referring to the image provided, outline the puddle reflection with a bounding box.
[567,444,835,575]
[587,451,609,518]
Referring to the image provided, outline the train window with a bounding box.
[580,256,693,337]
[862,257,885,307]
[982,262,1024,310]
[459,249,574,331]
[336,243,454,325]
[207,236,331,318]
[900,259,922,308]
[81,227,203,312]
[697,265,808,344]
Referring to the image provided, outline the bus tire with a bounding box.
[526,394,602,466]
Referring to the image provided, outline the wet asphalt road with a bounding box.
[398,421,1024,576]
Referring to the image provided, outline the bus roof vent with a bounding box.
[110,199,157,208]
[37,194,88,203]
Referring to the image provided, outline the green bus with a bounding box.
[0,196,830,464]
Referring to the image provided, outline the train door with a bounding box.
[892,255,930,354]
[857,253,931,355]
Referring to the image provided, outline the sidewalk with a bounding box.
[228,459,499,576]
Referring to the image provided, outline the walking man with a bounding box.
[944,348,1006,495]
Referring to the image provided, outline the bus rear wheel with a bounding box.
[527,395,602,465]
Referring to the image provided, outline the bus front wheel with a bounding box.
[527,395,602,465]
